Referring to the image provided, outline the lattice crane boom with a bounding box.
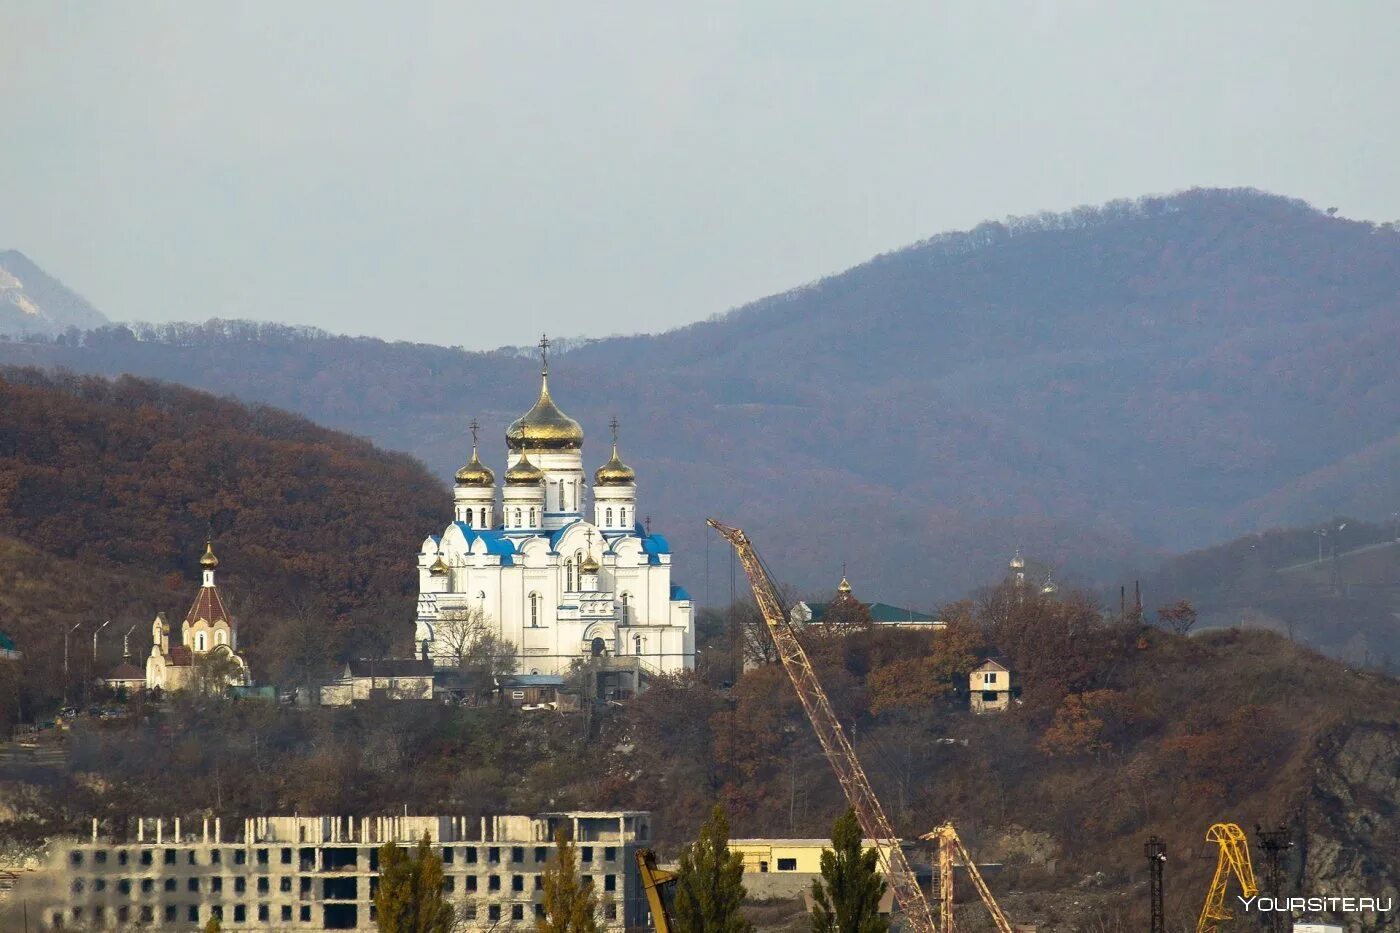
[707,519,938,933]
[1196,823,1259,933]
[922,823,1014,933]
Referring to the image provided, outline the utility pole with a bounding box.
[1145,836,1166,933]
[1256,824,1293,933]
[63,622,83,706]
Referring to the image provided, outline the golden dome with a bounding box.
[505,451,545,486]
[429,555,451,575]
[200,540,219,569]
[837,576,852,595]
[454,446,495,487]
[1009,548,1024,570]
[580,553,600,574]
[507,374,583,451]
[594,443,636,486]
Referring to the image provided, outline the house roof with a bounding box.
[105,662,146,682]
[346,659,434,678]
[804,601,939,624]
[500,674,565,687]
[974,655,1011,671]
[167,645,194,667]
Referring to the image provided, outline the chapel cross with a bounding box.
[538,334,550,375]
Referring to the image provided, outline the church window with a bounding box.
[606,508,613,526]
[530,593,540,628]
[621,592,631,625]
[558,480,566,510]
[215,630,225,645]
[479,507,486,527]
[529,508,537,527]
[566,560,574,592]
[196,632,206,652]
[464,510,473,527]
[620,507,627,526]
[634,635,641,654]
[514,508,522,527]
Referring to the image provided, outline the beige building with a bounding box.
[729,838,900,907]
[19,811,651,931]
[145,541,249,693]
[318,660,435,705]
[969,656,1015,713]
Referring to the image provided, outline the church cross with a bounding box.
[645,515,651,535]
[538,334,551,375]
[609,416,620,445]
[468,418,480,446]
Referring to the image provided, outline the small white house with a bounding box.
[969,656,1016,714]
[318,659,434,706]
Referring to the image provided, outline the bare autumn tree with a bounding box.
[1156,600,1198,637]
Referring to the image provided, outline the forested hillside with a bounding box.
[4,189,1399,617]
[0,368,448,719]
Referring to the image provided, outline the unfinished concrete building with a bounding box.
[25,811,650,931]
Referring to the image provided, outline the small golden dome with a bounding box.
[507,375,583,452]
[594,443,636,486]
[505,451,545,486]
[1009,547,1024,570]
[837,576,852,595]
[200,540,219,569]
[429,555,451,575]
[580,553,600,574]
[454,446,495,487]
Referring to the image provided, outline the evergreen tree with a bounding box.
[374,834,455,933]
[810,809,888,933]
[673,804,753,933]
[537,827,599,933]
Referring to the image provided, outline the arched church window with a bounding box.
[529,508,536,526]
[606,508,613,526]
[529,593,540,628]
[514,508,522,527]
[634,635,641,654]
[591,637,606,657]
[464,510,473,527]
[620,507,627,527]
[566,560,575,592]
[620,592,631,625]
[479,507,486,527]
[215,630,226,645]
[196,632,206,652]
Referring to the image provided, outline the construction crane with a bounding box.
[920,823,1013,933]
[635,848,678,933]
[1196,823,1258,933]
[707,519,939,933]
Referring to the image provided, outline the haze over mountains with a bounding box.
[0,250,109,336]
[4,188,1399,607]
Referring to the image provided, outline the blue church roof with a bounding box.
[452,522,518,564]
[548,519,581,550]
[670,584,691,602]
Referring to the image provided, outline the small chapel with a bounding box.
[145,540,250,692]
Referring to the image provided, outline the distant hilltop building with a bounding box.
[790,575,943,631]
[144,540,250,692]
[415,337,694,687]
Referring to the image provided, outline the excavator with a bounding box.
[1196,823,1258,933]
[708,520,1016,933]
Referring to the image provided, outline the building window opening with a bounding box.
[530,593,540,628]
[529,507,537,526]
[196,632,206,652]
[514,508,521,527]
[591,637,606,657]
[479,507,487,526]
[606,508,613,526]
[777,858,798,871]
[620,507,627,526]
[566,560,574,592]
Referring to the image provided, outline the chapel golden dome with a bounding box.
[593,443,636,486]
[837,576,852,595]
[429,555,451,575]
[580,553,600,574]
[454,446,495,487]
[506,374,584,452]
[200,540,219,569]
[505,451,545,485]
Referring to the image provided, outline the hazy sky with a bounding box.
[2,2,1397,348]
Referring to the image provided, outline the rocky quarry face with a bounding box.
[1300,721,1400,930]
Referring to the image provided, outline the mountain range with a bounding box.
[3,188,1399,609]
[0,250,109,336]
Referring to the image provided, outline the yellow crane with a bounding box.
[921,823,1014,933]
[708,519,939,933]
[635,848,678,933]
[1196,823,1258,933]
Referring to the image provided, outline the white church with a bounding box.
[414,340,695,690]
